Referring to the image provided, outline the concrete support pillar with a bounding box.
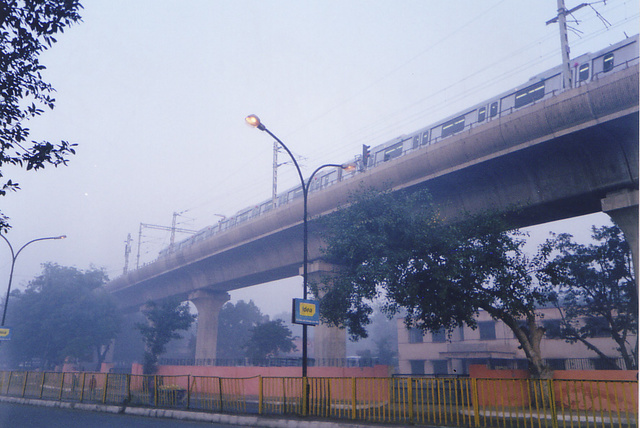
[303,261,346,363]
[602,188,638,287]
[188,289,230,362]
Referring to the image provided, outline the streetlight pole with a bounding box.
[0,234,66,326]
[246,114,353,378]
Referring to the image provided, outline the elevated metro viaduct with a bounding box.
[105,65,639,363]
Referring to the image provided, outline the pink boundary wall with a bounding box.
[469,365,638,412]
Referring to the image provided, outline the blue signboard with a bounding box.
[292,298,320,326]
[0,327,11,341]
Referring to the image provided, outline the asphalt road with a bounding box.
[0,402,240,428]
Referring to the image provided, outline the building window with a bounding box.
[432,329,446,343]
[408,328,424,343]
[458,326,465,341]
[410,360,425,375]
[479,321,496,340]
[578,63,590,82]
[603,53,614,72]
[432,360,448,375]
[543,320,562,339]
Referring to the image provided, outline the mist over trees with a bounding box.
[136,297,195,374]
[5,263,120,370]
[0,1,83,231]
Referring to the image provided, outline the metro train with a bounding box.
[161,34,639,258]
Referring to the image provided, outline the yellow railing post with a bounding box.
[79,372,85,403]
[21,371,28,397]
[186,374,190,410]
[351,377,357,420]
[102,373,109,404]
[258,376,263,415]
[407,377,414,424]
[302,377,308,416]
[58,372,65,401]
[547,378,559,428]
[39,372,45,399]
[154,375,158,408]
[471,377,481,428]
[218,377,224,412]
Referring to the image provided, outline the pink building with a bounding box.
[397,307,636,375]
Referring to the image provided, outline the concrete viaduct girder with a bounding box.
[106,64,639,362]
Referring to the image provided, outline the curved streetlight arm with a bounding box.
[1,234,66,326]
[246,114,352,379]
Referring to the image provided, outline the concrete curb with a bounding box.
[0,396,400,428]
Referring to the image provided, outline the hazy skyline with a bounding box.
[1,0,638,316]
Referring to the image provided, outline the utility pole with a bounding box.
[136,221,197,269]
[272,140,278,207]
[123,233,132,275]
[547,0,588,89]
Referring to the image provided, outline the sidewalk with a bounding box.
[0,395,402,428]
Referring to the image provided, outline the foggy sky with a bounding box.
[1,0,637,316]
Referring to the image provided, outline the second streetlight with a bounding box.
[246,114,353,379]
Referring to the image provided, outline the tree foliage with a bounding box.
[136,297,195,374]
[6,263,120,370]
[216,300,268,360]
[541,225,638,369]
[0,1,82,230]
[315,188,555,377]
[245,319,297,360]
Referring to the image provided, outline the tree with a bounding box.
[6,263,121,370]
[541,225,638,369]
[136,297,196,374]
[245,319,296,360]
[314,188,555,377]
[0,1,82,231]
[216,300,268,360]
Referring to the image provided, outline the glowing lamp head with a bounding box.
[245,114,265,130]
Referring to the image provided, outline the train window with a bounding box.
[441,115,465,138]
[383,142,403,161]
[490,102,498,117]
[603,53,614,72]
[412,135,419,149]
[578,63,590,82]
[478,107,486,122]
[514,81,545,108]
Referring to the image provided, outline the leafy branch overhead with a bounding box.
[0,0,83,229]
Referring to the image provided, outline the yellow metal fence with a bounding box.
[0,371,636,428]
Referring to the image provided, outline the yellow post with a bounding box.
[186,375,190,410]
[102,373,109,404]
[258,376,263,415]
[407,377,414,424]
[302,377,308,416]
[79,372,85,403]
[547,379,559,428]
[21,371,28,398]
[471,378,481,428]
[39,372,45,399]
[351,377,357,420]
[154,375,158,408]
[58,372,65,401]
